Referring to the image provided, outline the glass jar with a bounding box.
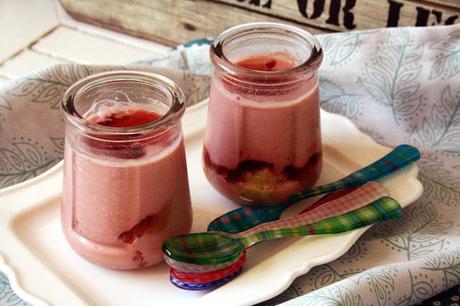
[61,71,192,269]
[203,22,323,205]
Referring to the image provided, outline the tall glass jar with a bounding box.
[61,71,192,269]
[203,22,323,205]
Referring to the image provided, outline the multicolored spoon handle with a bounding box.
[237,196,402,248]
[236,181,388,242]
[207,144,420,233]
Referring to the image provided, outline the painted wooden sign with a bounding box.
[59,0,459,45]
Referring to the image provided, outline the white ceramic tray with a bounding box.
[0,100,423,306]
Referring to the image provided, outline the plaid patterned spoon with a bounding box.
[163,196,402,266]
[166,182,387,273]
[207,144,419,233]
[166,183,389,290]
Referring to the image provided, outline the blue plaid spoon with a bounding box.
[207,144,420,233]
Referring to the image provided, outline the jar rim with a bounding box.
[210,22,323,78]
[61,70,186,136]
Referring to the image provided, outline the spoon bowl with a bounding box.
[162,232,245,266]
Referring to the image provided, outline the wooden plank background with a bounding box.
[59,0,459,46]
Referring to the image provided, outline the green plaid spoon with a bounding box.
[207,144,419,233]
[165,181,388,273]
[163,196,402,266]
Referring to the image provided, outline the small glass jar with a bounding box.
[61,71,192,269]
[203,22,323,205]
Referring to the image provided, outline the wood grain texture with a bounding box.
[59,0,459,45]
[59,0,326,46]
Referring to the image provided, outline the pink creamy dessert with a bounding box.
[204,53,322,204]
[62,107,192,269]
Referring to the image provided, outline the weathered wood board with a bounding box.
[59,0,459,46]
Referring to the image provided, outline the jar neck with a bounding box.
[213,67,318,93]
[61,71,185,140]
[210,22,322,89]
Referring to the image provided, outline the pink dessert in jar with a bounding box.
[203,23,323,205]
[61,71,192,269]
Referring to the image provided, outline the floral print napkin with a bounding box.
[1,24,459,306]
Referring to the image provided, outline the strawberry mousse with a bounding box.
[204,23,323,205]
[61,71,192,269]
